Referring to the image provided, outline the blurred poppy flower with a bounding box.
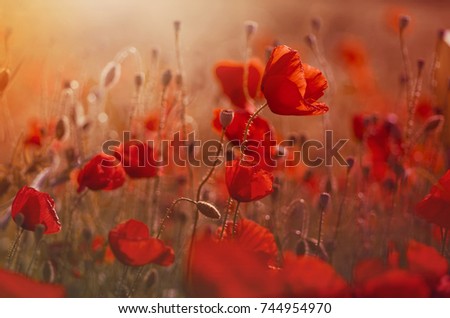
[226,159,273,202]
[24,119,44,147]
[77,153,126,193]
[406,240,448,286]
[261,45,329,116]
[189,233,282,297]
[220,218,278,265]
[0,268,65,297]
[416,170,450,229]
[356,269,430,297]
[282,253,351,297]
[11,186,61,234]
[108,219,174,267]
[214,58,264,110]
[113,141,159,179]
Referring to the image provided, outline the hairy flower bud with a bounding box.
[219,109,234,129]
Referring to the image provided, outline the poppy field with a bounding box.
[0,0,449,298]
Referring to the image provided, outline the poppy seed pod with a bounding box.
[173,20,181,33]
[100,61,121,90]
[219,109,234,129]
[196,201,221,219]
[424,115,444,133]
[346,156,355,171]
[55,116,69,141]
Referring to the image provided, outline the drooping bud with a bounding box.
[143,268,158,289]
[196,201,221,219]
[42,261,56,283]
[304,34,317,48]
[134,72,145,88]
[346,156,355,172]
[417,58,425,74]
[219,109,234,129]
[424,115,444,133]
[311,17,321,32]
[55,116,69,141]
[100,61,121,90]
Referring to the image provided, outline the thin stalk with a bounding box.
[232,201,241,237]
[317,208,325,248]
[7,228,24,269]
[156,197,197,239]
[220,197,233,240]
[242,102,268,149]
[441,227,448,256]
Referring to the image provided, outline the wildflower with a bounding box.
[214,58,264,110]
[226,159,273,202]
[113,141,159,179]
[416,170,450,229]
[77,153,126,193]
[0,268,65,297]
[108,219,174,267]
[261,45,329,116]
[11,186,61,234]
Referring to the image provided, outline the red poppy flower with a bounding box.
[77,153,126,193]
[226,159,273,202]
[356,269,430,297]
[282,253,351,297]
[416,170,450,229]
[113,141,159,179]
[24,119,44,147]
[189,233,282,297]
[108,219,174,267]
[220,218,278,265]
[214,58,264,110]
[261,45,329,116]
[0,268,65,297]
[406,240,448,286]
[11,186,61,234]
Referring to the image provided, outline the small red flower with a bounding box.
[77,153,126,193]
[113,141,159,179]
[356,269,430,297]
[416,170,450,229]
[226,159,273,202]
[108,219,174,267]
[214,58,264,110]
[11,186,61,234]
[220,219,278,265]
[0,268,65,297]
[282,253,351,297]
[261,45,329,116]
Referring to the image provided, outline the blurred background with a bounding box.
[0,0,449,160]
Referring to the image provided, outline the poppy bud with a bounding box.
[82,228,93,242]
[151,47,159,60]
[42,261,56,283]
[34,224,46,243]
[311,17,321,32]
[318,192,331,211]
[399,15,410,31]
[14,213,25,227]
[346,156,355,172]
[0,68,10,93]
[143,268,158,288]
[219,109,234,129]
[173,20,181,33]
[55,116,69,141]
[417,58,425,74]
[175,73,183,88]
[0,176,11,195]
[296,239,309,256]
[304,34,317,48]
[424,115,444,133]
[196,201,221,219]
[100,61,121,90]
[244,20,258,39]
[161,69,172,87]
[135,72,145,88]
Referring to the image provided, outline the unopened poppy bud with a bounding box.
[161,69,172,87]
[151,47,159,60]
[144,268,158,288]
[0,177,11,195]
[14,213,24,227]
[304,34,317,48]
[399,15,410,31]
[318,192,330,211]
[34,224,46,242]
[219,109,234,129]
[0,68,10,93]
[82,228,93,242]
[244,20,258,39]
[346,156,355,171]
[173,20,181,33]
[424,115,444,133]
[417,58,425,74]
[196,201,221,219]
[55,116,69,141]
[175,73,183,88]
[100,61,121,90]
[43,261,56,283]
[135,72,145,88]
[311,17,321,32]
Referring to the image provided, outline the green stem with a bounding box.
[232,201,241,238]
[220,197,233,240]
